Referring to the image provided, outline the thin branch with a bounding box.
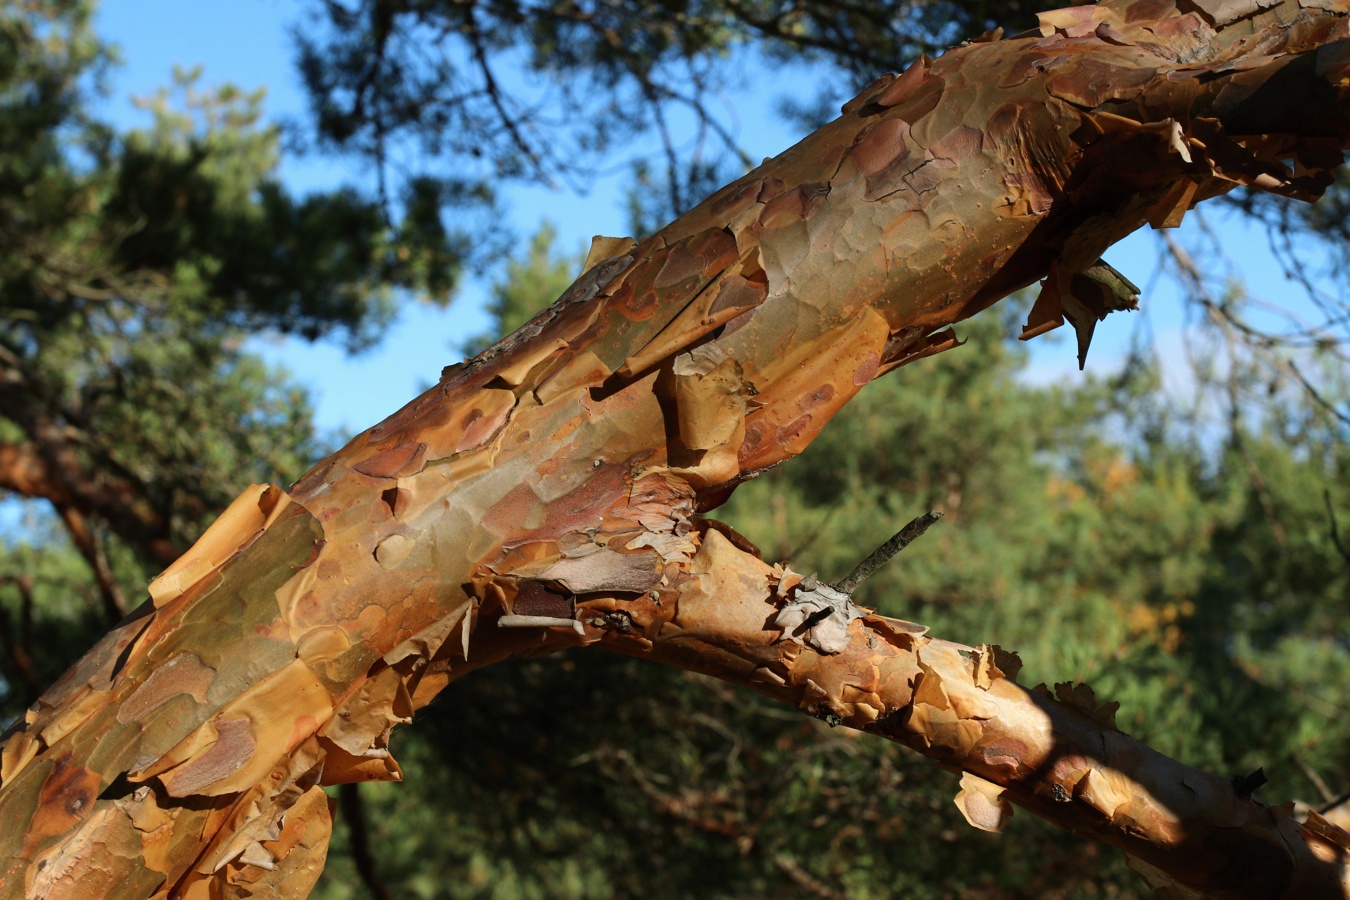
[772,852,846,900]
[1323,791,1350,816]
[0,575,39,704]
[463,4,555,187]
[1162,232,1350,428]
[1294,755,1338,806]
[54,505,129,624]
[1326,489,1350,564]
[834,510,943,594]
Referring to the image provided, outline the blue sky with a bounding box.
[90,0,1318,440]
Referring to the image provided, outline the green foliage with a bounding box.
[321,654,1136,900]
[312,229,1350,899]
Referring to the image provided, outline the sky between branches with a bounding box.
[93,0,1327,438]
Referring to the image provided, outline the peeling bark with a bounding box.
[4,1,1350,896]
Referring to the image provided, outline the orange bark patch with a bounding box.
[1046,57,1158,108]
[158,716,256,797]
[148,484,288,607]
[876,55,932,108]
[929,125,984,165]
[848,118,911,177]
[853,352,880,385]
[21,752,99,857]
[352,441,427,479]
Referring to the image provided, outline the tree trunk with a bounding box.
[4,1,1350,896]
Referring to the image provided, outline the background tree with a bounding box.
[295,0,1070,230]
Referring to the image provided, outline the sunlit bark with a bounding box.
[4,1,1350,896]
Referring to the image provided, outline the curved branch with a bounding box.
[5,2,1350,897]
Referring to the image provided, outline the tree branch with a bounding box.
[0,575,39,705]
[5,2,1350,896]
[834,509,942,594]
[0,426,179,568]
[584,522,1350,898]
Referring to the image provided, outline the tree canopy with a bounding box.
[295,0,1070,220]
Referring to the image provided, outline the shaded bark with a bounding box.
[3,1,1350,897]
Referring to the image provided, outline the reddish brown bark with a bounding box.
[0,410,181,569]
[0,390,186,621]
[3,1,1350,897]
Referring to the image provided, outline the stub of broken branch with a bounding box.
[834,510,944,595]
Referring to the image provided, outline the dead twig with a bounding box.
[772,851,846,900]
[834,510,943,594]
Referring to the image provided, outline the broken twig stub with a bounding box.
[835,510,944,594]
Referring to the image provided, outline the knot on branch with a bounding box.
[774,575,865,655]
